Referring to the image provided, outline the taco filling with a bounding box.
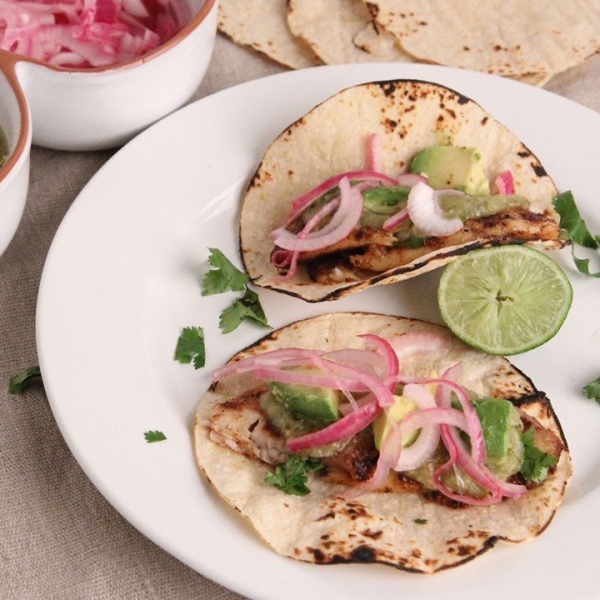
[240,80,568,302]
[271,141,561,284]
[194,313,572,573]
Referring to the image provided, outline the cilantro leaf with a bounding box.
[583,376,600,403]
[201,248,249,296]
[519,429,558,483]
[144,430,167,443]
[552,191,600,277]
[265,455,324,496]
[414,518,428,525]
[9,365,43,394]
[174,326,206,369]
[219,288,271,334]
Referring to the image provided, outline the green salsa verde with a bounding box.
[0,125,9,169]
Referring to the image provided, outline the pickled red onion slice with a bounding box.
[394,383,441,471]
[273,177,364,252]
[389,330,447,359]
[212,335,528,505]
[434,365,486,464]
[340,417,403,498]
[494,169,515,195]
[282,170,397,228]
[368,133,383,173]
[407,181,464,236]
[382,207,409,231]
[286,398,381,453]
[0,0,190,68]
[431,365,527,505]
[397,173,428,187]
[358,333,400,382]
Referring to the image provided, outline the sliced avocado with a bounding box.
[260,392,349,458]
[362,186,410,213]
[360,185,411,228]
[438,193,529,220]
[473,398,517,458]
[410,146,490,195]
[372,394,419,450]
[269,377,340,422]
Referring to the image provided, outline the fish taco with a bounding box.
[193,312,572,573]
[240,79,567,302]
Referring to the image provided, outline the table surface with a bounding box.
[1,33,600,600]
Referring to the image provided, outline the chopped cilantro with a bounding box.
[201,248,249,295]
[552,191,600,277]
[219,287,270,334]
[519,429,558,483]
[583,376,600,404]
[144,430,167,443]
[9,365,43,394]
[174,326,206,369]
[265,455,324,496]
[414,518,428,525]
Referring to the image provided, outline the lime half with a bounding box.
[438,245,573,355]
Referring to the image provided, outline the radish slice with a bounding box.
[407,181,464,236]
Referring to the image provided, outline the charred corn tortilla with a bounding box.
[239,79,566,302]
[287,0,415,64]
[193,312,572,574]
[218,0,322,69]
[365,0,600,83]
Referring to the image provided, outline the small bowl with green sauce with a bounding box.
[0,64,31,258]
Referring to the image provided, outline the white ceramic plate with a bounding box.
[37,63,600,600]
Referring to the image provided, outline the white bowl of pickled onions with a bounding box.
[0,0,218,150]
[0,66,30,258]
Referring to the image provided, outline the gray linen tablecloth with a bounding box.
[1,34,600,600]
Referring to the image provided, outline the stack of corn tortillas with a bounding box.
[218,0,600,85]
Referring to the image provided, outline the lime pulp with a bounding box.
[437,245,573,355]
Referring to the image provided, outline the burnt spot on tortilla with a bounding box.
[481,116,489,126]
[361,529,384,540]
[446,532,498,559]
[383,117,398,132]
[533,164,548,177]
[316,511,336,521]
[307,547,325,562]
[340,502,373,521]
[423,490,471,509]
[379,81,399,98]
[349,545,377,563]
